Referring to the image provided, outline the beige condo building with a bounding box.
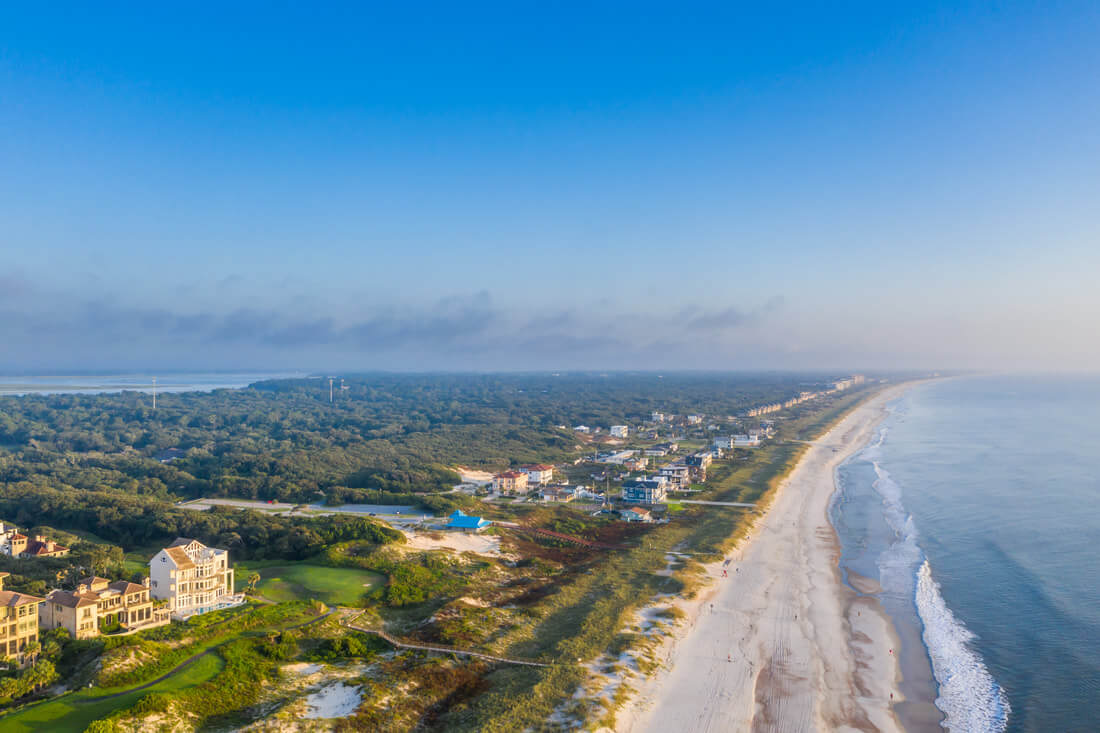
[0,572,44,666]
[41,576,169,640]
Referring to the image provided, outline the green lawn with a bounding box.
[237,563,384,606]
[1,653,224,733]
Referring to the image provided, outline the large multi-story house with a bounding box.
[622,476,668,505]
[42,576,169,640]
[684,452,713,481]
[0,573,43,666]
[149,539,240,620]
[0,523,69,559]
[20,535,70,559]
[658,463,691,490]
[520,464,555,486]
[610,425,629,438]
[491,470,529,495]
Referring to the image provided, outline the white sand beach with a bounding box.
[619,384,915,733]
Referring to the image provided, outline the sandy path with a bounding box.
[401,529,502,556]
[620,385,914,733]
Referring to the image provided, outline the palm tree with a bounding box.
[246,572,261,593]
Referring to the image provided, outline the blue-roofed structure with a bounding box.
[446,510,492,533]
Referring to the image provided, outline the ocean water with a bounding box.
[832,376,1100,733]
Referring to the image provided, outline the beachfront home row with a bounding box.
[833,375,865,391]
[150,538,242,621]
[42,576,170,640]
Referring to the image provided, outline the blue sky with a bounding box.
[1,2,1098,371]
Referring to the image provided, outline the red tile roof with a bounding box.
[23,539,69,556]
[0,590,44,607]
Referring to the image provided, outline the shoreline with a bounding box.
[617,383,925,732]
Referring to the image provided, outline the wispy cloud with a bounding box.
[0,273,35,300]
[0,284,786,369]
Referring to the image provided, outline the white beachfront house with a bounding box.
[149,538,243,620]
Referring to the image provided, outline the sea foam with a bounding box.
[917,561,1010,732]
[860,426,1010,732]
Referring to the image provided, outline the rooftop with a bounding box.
[1,589,45,607]
[446,510,492,530]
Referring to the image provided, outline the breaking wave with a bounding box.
[917,561,1010,732]
[857,425,1010,732]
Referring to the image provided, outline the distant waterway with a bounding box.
[0,371,304,396]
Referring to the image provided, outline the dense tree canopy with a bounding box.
[0,372,850,558]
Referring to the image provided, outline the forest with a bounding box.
[0,372,849,563]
